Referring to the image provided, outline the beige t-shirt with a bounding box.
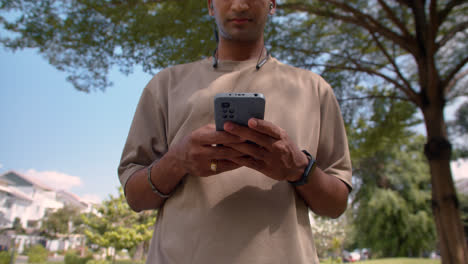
[118,57,352,264]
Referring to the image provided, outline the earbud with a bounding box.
[269,2,274,10]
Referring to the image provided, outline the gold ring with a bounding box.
[210,160,217,172]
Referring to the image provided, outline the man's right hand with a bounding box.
[169,124,246,177]
[125,123,247,212]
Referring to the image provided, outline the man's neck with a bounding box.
[216,38,265,61]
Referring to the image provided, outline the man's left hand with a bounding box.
[223,118,309,182]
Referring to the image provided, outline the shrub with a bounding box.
[115,260,145,264]
[27,244,48,263]
[85,260,107,264]
[64,252,93,264]
[85,260,145,264]
[0,251,15,264]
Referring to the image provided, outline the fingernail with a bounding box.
[249,118,257,127]
[224,122,233,131]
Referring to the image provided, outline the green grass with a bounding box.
[321,258,440,264]
[45,257,441,264]
[42,261,145,264]
[354,258,440,264]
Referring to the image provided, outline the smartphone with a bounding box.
[214,93,266,131]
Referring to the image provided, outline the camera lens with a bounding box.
[222,102,230,108]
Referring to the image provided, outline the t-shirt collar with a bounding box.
[205,56,271,72]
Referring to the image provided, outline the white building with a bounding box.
[0,171,68,228]
[0,183,33,228]
[0,170,98,253]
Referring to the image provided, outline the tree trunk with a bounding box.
[423,106,468,264]
[133,242,144,261]
[80,237,85,257]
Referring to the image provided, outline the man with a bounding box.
[118,0,352,263]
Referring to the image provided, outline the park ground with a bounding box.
[13,255,442,264]
[321,258,440,264]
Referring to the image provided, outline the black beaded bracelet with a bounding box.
[147,163,173,199]
[288,150,317,186]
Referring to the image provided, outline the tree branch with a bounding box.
[437,21,468,49]
[442,55,468,91]
[369,31,415,96]
[274,43,388,70]
[445,69,468,95]
[299,62,420,105]
[393,0,413,7]
[447,90,468,100]
[411,0,429,49]
[323,0,418,52]
[337,95,410,102]
[278,2,418,55]
[377,0,412,39]
[429,0,440,43]
[273,44,323,57]
[438,0,466,26]
[346,54,420,104]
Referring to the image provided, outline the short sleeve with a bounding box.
[316,83,352,190]
[117,81,168,191]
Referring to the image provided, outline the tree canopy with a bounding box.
[1,1,466,100]
[450,102,468,159]
[348,98,436,257]
[0,0,212,92]
[82,188,156,260]
[41,206,83,238]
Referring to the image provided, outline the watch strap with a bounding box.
[288,150,317,186]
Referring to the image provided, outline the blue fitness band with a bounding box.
[288,150,317,186]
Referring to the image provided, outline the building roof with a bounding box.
[56,190,89,209]
[0,185,33,202]
[0,170,98,210]
[0,171,54,191]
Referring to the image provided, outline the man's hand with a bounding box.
[170,124,246,177]
[223,118,309,182]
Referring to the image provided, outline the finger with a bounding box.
[195,127,245,145]
[202,145,246,159]
[223,122,275,150]
[216,160,242,173]
[202,159,242,177]
[229,156,266,172]
[225,142,269,161]
[247,118,283,140]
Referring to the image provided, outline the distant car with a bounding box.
[360,248,370,260]
[342,250,361,262]
[430,251,441,259]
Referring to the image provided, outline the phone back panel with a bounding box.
[214,93,265,131]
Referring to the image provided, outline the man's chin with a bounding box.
[223,31,263,43]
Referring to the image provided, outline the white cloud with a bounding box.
[24,169,83,191]
[451,160,468,181]
[80,194,102,204]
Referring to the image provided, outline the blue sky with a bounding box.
[0,47,467,203]
[0,47,153,202]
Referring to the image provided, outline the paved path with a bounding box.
[15,254,64,263]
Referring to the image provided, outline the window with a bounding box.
[27,220,38,228]
[4,199,13,209]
